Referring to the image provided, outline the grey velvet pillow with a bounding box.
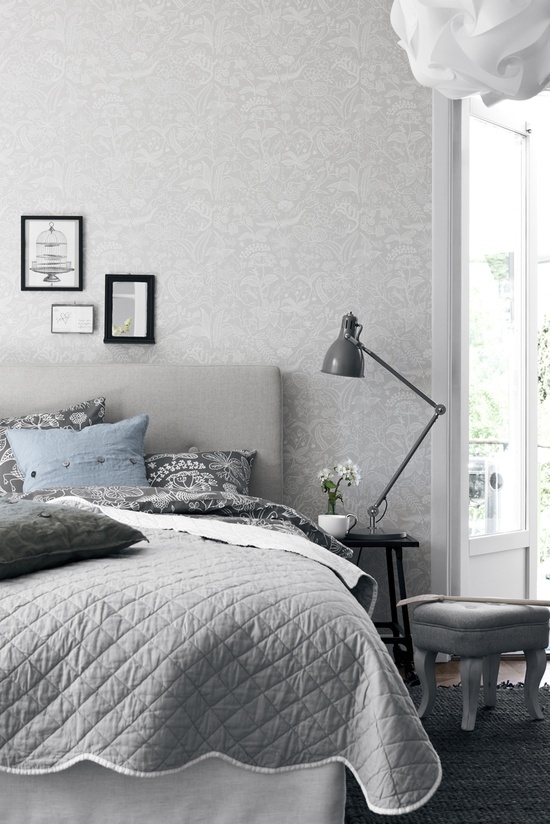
[0,398,106,497]
[144,450,256,494]
[0,498,146,580]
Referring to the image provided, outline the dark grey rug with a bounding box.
[345,683,550,823]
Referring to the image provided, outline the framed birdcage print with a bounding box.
[21,216,83,291]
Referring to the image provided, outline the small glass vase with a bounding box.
[326,499,338,515]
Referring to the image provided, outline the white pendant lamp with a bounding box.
[391,0,550,105]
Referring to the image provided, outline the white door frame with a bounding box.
[431,92,538,598]
[431,92,467,597]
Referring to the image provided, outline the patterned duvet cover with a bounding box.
[0,488,441,816]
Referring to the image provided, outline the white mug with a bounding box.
[318,513,357,539]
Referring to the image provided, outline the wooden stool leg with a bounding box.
[524,648,546,720]
[482,653,500,707]
[460,657,483,731]
[414,647,437,718]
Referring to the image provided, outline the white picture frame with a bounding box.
[51,304,94,334]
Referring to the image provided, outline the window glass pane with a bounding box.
[469,117,525,536]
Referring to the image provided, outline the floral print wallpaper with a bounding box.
[0,0,432,606]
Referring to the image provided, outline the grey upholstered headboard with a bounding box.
[0,364,283,503]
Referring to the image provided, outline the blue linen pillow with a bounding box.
[7,415,149,493]
[0,397,106,496]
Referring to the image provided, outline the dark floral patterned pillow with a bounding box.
[145,450,256,495]
[0,398,105,496]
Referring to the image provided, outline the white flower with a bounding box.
[343,460,361,486]
[318,460,361,489]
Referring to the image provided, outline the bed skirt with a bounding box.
[0,758,346,824]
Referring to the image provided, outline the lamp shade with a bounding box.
[321,313,364,378]
[390,0,550,105]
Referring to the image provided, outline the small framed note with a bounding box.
[51,304,94,334]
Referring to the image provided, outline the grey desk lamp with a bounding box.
[321,311,446,539]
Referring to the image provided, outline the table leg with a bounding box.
[385,547,399,627]
[352,540,418,685]
[392,548,417,684]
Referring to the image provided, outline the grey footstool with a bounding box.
[410,601,549,730]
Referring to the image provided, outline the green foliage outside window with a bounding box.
[538,317,550,404]
[469,257,550,563]
[538,317,550,564]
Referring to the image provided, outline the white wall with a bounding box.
[0,0,433,602]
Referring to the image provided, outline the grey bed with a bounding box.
[0,363,440,823]
[0,363,283,503]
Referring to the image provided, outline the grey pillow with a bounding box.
[0,498,146,580]
[145,450,256,494]
[0,398,106,496]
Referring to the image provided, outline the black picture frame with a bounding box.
[21,216,83,291]
[104,274,155,344]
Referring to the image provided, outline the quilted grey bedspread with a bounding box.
[0,511,441,815]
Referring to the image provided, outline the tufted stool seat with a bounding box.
[410,601,549,730]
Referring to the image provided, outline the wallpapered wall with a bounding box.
[0,0,432,605]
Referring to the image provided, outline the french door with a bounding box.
[432,95,537,599]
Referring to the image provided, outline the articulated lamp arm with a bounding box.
[321,312,446,535]
[367,404,444,529]
[346,333,446,531]
[354,339,445,413]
